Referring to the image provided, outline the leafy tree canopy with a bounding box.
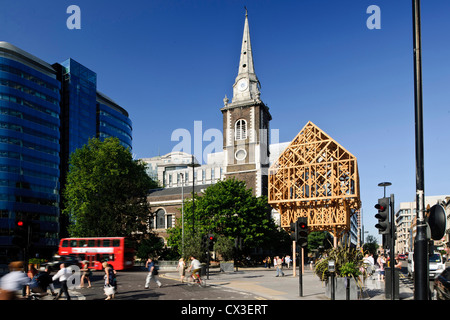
[63,137,158,238]
[167,178,280,257]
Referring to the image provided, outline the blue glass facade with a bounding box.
[59,58,98,155]
[0,43,133,258]
[97,92,132,151]
[0,42,61,254]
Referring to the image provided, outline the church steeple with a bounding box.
[221,9,271,197]
[232,9,261,103]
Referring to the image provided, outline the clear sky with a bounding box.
[1,0,449,242]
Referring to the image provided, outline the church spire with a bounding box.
[232,9,260,103]
[237,8,256,77]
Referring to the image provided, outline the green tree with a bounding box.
[307,231,333,252]
[214,235,235,261]
[63,137,158,238]
[167,178,279,257]
[136,233,165,260]
[363,234,378,255]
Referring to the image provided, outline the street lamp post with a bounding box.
[378,182,391,198]
[412,0,428,300]
[180,172,185,257]
[187,155,200,234]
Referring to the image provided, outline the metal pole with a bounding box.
[331,273,335,300]
[181,173,184,257]
[412,0,429,300]
[192,155,195,234]
[390,193,396,300]
[299,246,303,297]
[292,241,296,277]
[207,249,210,280]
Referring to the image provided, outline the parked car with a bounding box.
[433,266,450,300]
[40,255,82,271]
[407,252,445,280]
[429,253,446,280]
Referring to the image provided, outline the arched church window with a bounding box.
[156,208,166,229]
[235,119,247,140]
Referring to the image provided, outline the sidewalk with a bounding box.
[162,266,414,300]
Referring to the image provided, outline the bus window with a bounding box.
[88,239,96,247]
[62,240,69,247]
[102,239,111,247]
[101,254,114,261]
[113,239,120,247]
[79,240,86,247]
[70,240,78,247]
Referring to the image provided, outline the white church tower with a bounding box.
[221,10,272,197]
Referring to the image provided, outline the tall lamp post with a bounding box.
[180,172,185,257]
[378,182,391,198]
[187,155,200,234]
[412,0,428,300]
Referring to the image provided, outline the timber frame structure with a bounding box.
[268,121,361,242]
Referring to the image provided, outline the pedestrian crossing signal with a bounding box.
[296,217,308,248]
[375,197,390,234]
[207,234,215,251]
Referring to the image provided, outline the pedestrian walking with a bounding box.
[275,256,285,277]
[102,261,116,300]
[144,257,162,289]
[25,263,38,296]
[36,266,56,296]
[377,254,385,281]
[285,255,292,269]
[177,258,186,283]
[52,263,71,300]
[0,261,31,300]
[79,261,92,288]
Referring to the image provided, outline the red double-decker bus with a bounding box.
[58,237,135,270]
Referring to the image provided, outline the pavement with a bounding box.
[161,265,415,300]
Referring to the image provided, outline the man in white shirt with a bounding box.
[52,263,71,300]
[188,256,202,279]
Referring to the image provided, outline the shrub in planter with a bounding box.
[314,244,367,299]
[314,244,366,281]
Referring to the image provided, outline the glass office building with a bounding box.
[0,42,61,257]
[59,58,98,156]
[0,42,132,258]
[97,91,132,151]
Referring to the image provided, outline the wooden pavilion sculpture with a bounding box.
[268,121,361,242]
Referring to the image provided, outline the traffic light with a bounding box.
[207,234,215,251]
[201,234,208,250]
[290,222,296,241]
[296,217,308,248]
[375,197,390,234]
[12,218,28,247]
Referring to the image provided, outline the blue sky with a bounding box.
[1,0,449,242]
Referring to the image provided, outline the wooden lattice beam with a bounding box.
[268,121,361,239]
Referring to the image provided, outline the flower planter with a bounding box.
[325,277,360,300]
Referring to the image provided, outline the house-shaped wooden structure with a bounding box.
[268,121,361,242]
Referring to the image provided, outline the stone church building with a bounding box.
[141,11,289,242]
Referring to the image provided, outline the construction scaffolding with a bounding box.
[268,121,361,243]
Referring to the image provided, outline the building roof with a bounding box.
[147,184,212,198]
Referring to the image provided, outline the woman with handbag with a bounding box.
[102,261,116,300]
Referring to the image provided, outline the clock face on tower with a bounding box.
[237,78,248,92]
